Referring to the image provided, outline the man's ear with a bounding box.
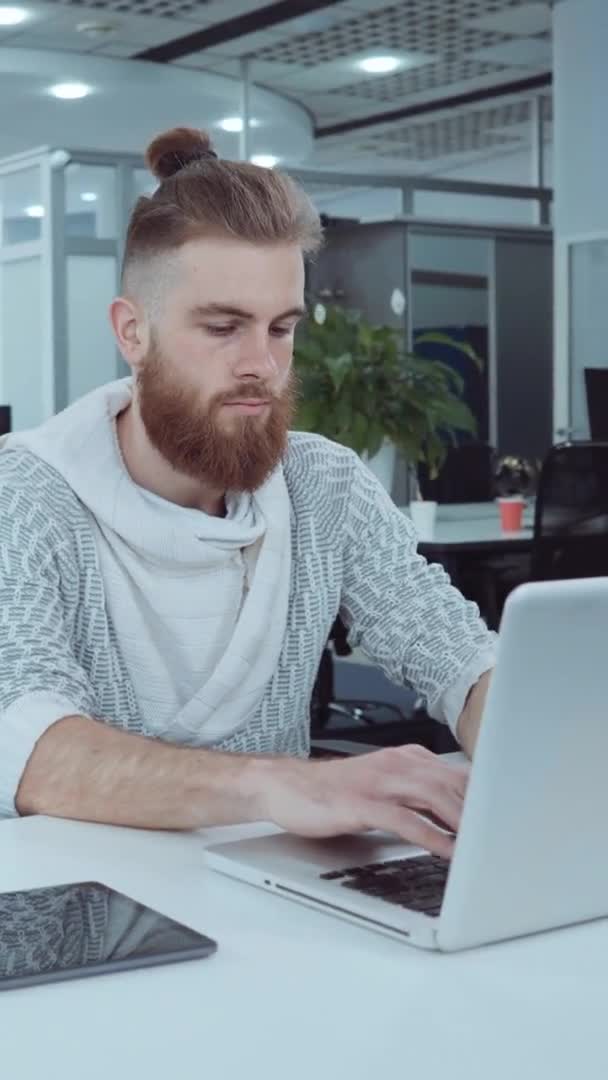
[109,296,150,374]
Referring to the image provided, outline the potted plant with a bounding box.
[494,455,537,532]
[293,303,481,518]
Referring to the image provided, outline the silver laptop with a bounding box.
[205,579,608,952]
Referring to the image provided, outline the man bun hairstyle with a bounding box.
[122,125,322,293]
[145,126,218,180]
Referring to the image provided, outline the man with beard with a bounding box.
[0,127,496,858]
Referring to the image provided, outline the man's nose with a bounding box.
[232,329,279,381]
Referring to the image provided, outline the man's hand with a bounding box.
[253,745,468,859]
[18,716,466,855]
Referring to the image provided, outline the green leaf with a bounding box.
[366,422,385,458]
[295,400,321,432]
[295,300,480,469]
[325,352,352,394]
[413,331,483,370]
[351,412,369,454]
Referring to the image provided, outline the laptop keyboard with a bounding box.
[319,854,449,917]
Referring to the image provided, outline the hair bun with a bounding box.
[145,127,218,181]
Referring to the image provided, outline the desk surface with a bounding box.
[2,813,607,1080]
[401,501,534,553]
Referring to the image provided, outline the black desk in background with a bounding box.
[413,505,534,630]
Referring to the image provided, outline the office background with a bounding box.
[3,0,606,737]
[0,0,603,454]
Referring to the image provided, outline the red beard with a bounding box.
[137,343,297,493]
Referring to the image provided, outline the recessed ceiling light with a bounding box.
[218,116,261,133]
[25,205,44,218]
[358,55,401,75]
[48,82,92,100]
[0,6,28,26]
[80,191,98,202]
[250,154,279,169]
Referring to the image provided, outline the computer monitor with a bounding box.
[584,368,608,440]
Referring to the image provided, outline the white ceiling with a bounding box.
[0,46,313,161]
[0,0,554,176]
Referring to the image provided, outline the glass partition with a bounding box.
[0,257,46,429]
[0,166,43,245]
[65,164,117,240]
[66,254,119,402]
[568,238,608,439]
[408,230,492,444]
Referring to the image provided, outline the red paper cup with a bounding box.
[498,497,524,531]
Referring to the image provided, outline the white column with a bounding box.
[554,0,608,236]
[553,0,608,439]
[530,94,545,224]
[239,60,251,162]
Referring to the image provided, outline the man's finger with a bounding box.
[362,801,456,859]
[377,775,464,834]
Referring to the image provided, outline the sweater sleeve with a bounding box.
[339,457,497,735]
[0,481,99,817]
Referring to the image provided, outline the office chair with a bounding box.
[420,442,495,503]
[309,617,458,754]
[531,442,608,581]
[310,617,408,734]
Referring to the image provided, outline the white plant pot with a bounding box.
[409,499,438,541]
[362,440,396,492]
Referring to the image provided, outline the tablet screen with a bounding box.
[0,881,216,989]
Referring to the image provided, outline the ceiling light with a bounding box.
[250,154,279,169]
[358,55,401,75]
[25,205,44,218]
[0,6,28,26]
[218,116,260,133]
[48,82,92,100]
[80,191,98,202]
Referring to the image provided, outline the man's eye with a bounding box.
[205,325,235,336]
[270,325,293,337]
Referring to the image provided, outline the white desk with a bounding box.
[2,814,607,1080]
[401,501,534,551]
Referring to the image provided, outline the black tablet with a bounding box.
[0,880,217,992]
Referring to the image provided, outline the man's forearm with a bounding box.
[455,669,493,758]
[14,713,474,857]
[16,714,270,829]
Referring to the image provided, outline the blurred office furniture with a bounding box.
[310,617,458,754]
[415,503,534,630]
[531,442,608,581]
[584,368,608,440]
[311,618,407,733]
[0,406,12,435]
[420,442,495,503]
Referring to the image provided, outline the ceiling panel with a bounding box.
[468,1,552,35]
[9,14,201,47]
[312,91,552,168]
[19,0,218,18]
[247,1,518,67]
[470,36,552,67]
[356,98,531,160]
[0,0,554,177]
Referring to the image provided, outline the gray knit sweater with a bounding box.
[0,434,496,816]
